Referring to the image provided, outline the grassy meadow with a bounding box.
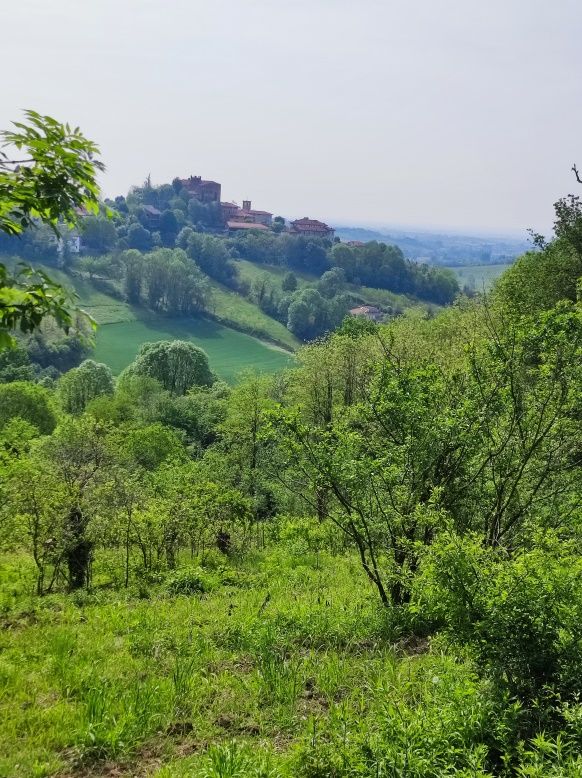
[203,277,300,351]
[42,269,296,382]
[0,547,485,778]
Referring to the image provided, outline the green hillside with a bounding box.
[237,259,433,314]
[93,317,291,381]
[204,275,300,350]
[45,269,294,382]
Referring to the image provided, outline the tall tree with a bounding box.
[58,359,114,414]
[124,340,214,395]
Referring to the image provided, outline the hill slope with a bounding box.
[47,269,294,381]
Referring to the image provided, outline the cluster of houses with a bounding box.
[177,175,335,240]
[58,173,383,322]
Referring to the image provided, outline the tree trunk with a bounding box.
[67,507,92,591]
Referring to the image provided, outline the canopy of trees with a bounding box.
[122,340,214,394]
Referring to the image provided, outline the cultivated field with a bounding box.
[447,263,512,291]
[93,318,292,382]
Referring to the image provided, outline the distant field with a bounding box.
[205,276,300,350]
[38,267,295,381]
[93,317,292,382]
[447,263,512,291]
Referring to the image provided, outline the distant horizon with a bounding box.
[321,219,532,242]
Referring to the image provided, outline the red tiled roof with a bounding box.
[248,209,272,216]
[292,217,328,226]
[349,305,382,316]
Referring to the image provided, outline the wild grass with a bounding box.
[236,260,317,288]
[0,550,409,777]
[1,545,572,776]
[204,277,300,351]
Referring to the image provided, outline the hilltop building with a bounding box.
[175,176,221,203]
[221,199,273,227]
[290,217,335,240]
[142,204,161,227]
[220,202,240,220]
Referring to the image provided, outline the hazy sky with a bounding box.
[3,0,582,234]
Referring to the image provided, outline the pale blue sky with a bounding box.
[2,0,581,233]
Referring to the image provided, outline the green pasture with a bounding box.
[42,268,296,381]
[93,317,292,382]
[204,276,300,350]
[447,263,512,291]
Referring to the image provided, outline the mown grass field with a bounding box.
[0,548,479,778]
[93,318,292,382]
[446,263,512,291]
[41,269,296,382]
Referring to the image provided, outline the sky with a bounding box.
[2,0,582,235]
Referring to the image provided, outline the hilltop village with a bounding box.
[0,168,461,336]
[168,175,336,239]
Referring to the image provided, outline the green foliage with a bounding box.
[0,110,102,236]
[2,172,582,778]
[0,263,85,350]
[80,214,118,254]
[281,271,298,292]
[166,565,217,595]
[58,358,114,414]
[416,535,582,719]
[124,339,213,394]
[0,380,56,434]
[0,111,103,346]
[119,422,184,470]
[495,243,582,316]
[0,344,34,382]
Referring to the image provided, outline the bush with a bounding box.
[292,654,494,777]
[414,534,582,733]
[166,566,216,595]
[0,381,56,434]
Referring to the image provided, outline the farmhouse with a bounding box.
[349,305,384,322]
[142,204,161,227]
[290,217,335,240]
